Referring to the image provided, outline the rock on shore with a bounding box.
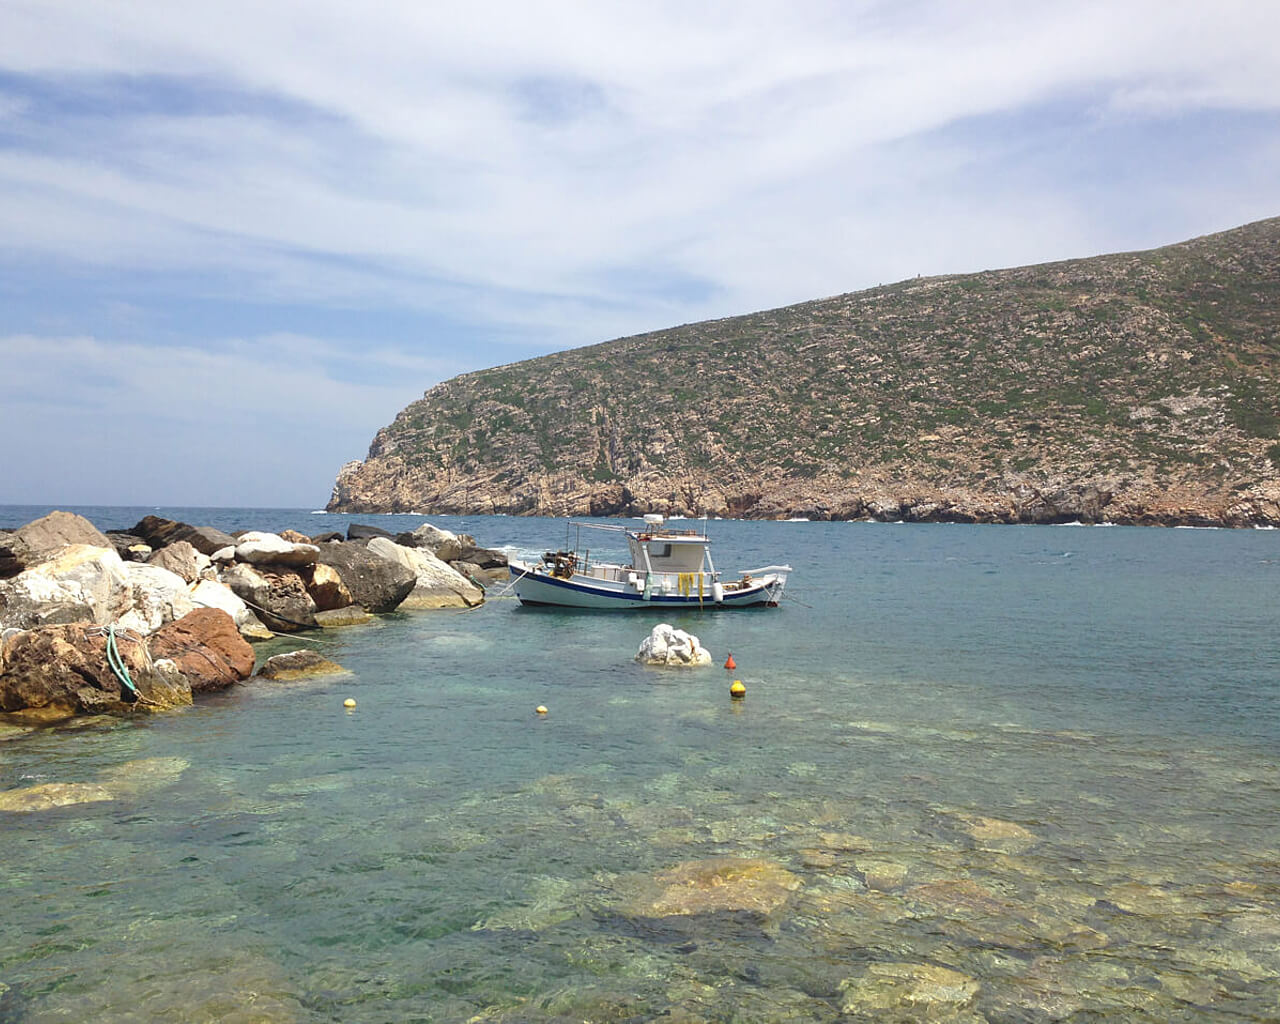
[0,510,506,722]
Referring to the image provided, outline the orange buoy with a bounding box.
[724,653,736,671]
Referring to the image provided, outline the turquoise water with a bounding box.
[2,508,1279,1021]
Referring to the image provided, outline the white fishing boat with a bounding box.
[508,515,791,609]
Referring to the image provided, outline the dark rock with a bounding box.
[0,511,112,578]
[106,531,152,561]
[148,608,255,693]
[315,541,416,613]
[310,532,344,544]
[132,516,237,556]
[257,650,347,680]
[346,522,394,541]
[462,545,508,569]
[219,564,317,632]
[0,623,192,716]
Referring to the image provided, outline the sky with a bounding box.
[2,1,1279,507]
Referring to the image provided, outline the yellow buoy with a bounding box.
[343,698,357,708]
[535,705,548,715]
[730,680,746,700]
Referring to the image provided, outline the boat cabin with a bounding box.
[626,515,715,575]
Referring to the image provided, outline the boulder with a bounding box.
[107,532,153,562]
[149,608,255,692]
[0,623,192,717]
[279,529,312,544]
[115,563,196,635]
[302,562,353,611]
[315,541,416,613]
[257,650,348,680]
[0,544,133,630]
[315,606,374,628]
[188,579,272,639]
[635,623,712,667]
[210,545,236,563]
[234,531,320,568]
[463,545,509,570]
[131,516,237,556]
[0,510,112,578]
[365,537,484,609]
[309,532,344,544]
[219,563,317,632]
[346,522,394,541]
[396,523,463,562]
[147,540,211,582]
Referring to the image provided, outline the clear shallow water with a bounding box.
[1,507,1279,1022]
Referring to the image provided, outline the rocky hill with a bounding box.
[329,217,1280,525]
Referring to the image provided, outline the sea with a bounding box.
[1,505,1278,1022]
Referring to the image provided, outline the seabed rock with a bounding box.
[839,962,983,1022]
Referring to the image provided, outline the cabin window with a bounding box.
[651,544,671,557]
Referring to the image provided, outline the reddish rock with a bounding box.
[279,529,312,544]
[148,608,255,692]
[0,623,192,716]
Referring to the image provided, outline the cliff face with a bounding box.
[330,217,1280,525]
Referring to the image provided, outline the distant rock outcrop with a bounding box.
[328,217,1280,526]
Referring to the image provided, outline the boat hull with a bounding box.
[509,562,783,609]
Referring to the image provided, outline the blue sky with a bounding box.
[2,0,1278,506]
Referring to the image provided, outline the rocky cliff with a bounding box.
[329,217,1280,525]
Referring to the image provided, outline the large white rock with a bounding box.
[114,564,196,635]
[402,523,463,562]
[234,531,319,567]
[189,579,273,639]
[0,544,133,629]
[365,537,484,609]
[635,623,713,667]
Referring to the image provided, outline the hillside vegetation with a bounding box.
[329,217,1280,525]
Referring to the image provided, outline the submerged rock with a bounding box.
[635,623,712,667]
[257,650,348,680]
[314,606,373,628]
[613,856,802,919]
[0,781,115,812]
[839,962,982,1021]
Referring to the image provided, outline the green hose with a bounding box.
[104,626,139,702]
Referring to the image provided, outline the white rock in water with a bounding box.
[234,531,319,567]
[635,623,712,667]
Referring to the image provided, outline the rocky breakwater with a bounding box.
[0,511,505,724]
